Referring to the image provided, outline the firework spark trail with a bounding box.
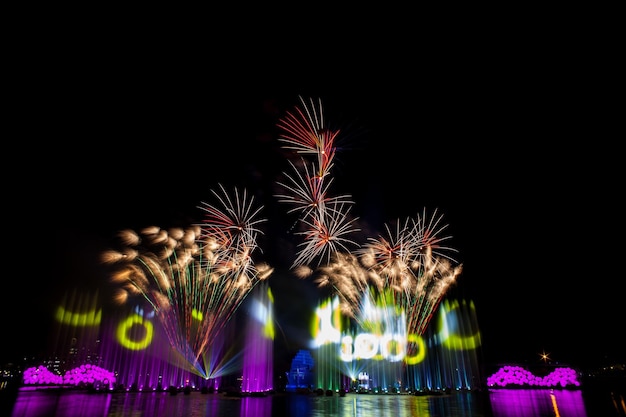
[277,96,339,177]
[292,201,361,269]
[358,218,422,293]
[313,251,369,320]
[102,186,273,377]
[404,246,463,336]
[411,208,458,262]
[198,184,266,251]
[275,158,352,219]
[197,184,268,280]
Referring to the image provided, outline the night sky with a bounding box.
[5,37,623,375]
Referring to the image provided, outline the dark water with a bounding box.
[2,386,625,417]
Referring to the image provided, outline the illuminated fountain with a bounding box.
[408,298,482,391]
[241,282,275,394]
[309,294,483,393]
[98,303,219,390]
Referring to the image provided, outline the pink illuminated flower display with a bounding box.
[486,365,581,388]
[22,366,63,385]
[62,364,116,387]
[23,364,116,389]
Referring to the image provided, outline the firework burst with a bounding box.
[197,183,268,280]
[355,212,463,336]
[102,186,273,378]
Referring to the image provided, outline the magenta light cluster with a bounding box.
[23,366,63,385]
[23,364,117,389]
[486,365,581,388]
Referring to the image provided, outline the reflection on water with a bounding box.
[283,393,485,417]
[6,386,624,417]
[489,389,588,417]
[9,389,490,417]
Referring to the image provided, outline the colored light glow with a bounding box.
[438,299,481,350]
[312,296,342,347]
[55,306,102,326]
[54,290,102,327]
[116,313,154,351]
[403,334,426,365]
[192,308,203,321]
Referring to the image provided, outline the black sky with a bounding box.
[6,29,623,374]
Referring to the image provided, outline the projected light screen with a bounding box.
[310,295,482,392]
